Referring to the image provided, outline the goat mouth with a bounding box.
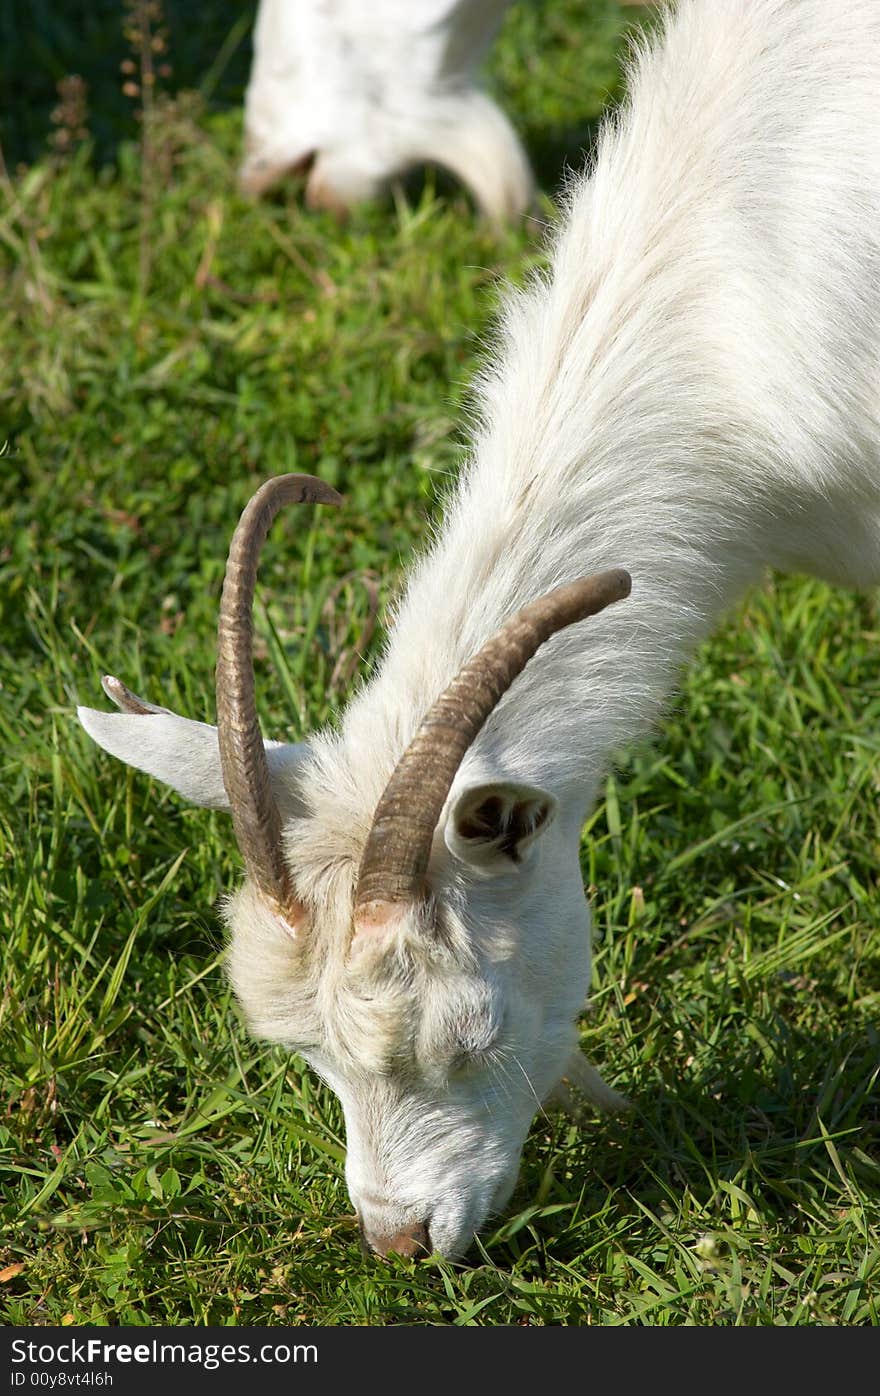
[357,1213,433,1261]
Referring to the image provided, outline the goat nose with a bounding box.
[361,1219,431,1259]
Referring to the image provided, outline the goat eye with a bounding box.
[449,1049,484,1077]
[449,1036,497,1076]
[442,999,503,1076]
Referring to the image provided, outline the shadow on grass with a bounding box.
[498,1015,880,1272]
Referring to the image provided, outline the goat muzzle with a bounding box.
[359,1217,432,1260]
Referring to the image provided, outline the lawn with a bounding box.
[0,0,877,1326]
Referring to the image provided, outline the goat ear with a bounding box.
[77,677,304,812]
[445,782,558,873]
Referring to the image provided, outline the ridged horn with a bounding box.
[354,568,632,925]
[216,474,342,921]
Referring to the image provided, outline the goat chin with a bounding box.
[78,0,880,1260]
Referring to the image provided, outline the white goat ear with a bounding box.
[77,676,304,812]
[445,782,558,874]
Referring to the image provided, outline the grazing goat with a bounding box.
[79,0,880,1259]
[239,0,532,221]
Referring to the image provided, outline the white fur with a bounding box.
[240,0,533,221]
[79,0,880,1258]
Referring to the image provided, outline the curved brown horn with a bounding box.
[354,568,631,924]
[216,474,342,920]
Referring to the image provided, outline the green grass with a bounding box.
[1,0,878,1327]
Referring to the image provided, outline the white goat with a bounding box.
[79,0,880,1260]
[239,0,532,221]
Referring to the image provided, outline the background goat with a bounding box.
[79,0,880,1260]
[240,0,533,222]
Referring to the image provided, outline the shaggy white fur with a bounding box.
[79,1,880,1258]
